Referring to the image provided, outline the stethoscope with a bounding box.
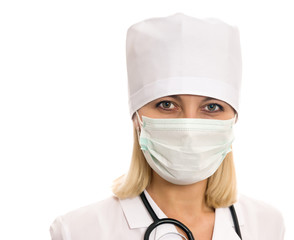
[140,192,242,240]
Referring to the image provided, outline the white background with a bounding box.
[0,0,293,239]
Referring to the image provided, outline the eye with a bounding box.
[156,101,176,110]
[204,103,223,112]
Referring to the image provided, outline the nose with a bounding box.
[180,108,201,118]
[176,95,203,118]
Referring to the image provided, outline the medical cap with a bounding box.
[126,13,242,118]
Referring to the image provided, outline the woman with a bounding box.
[50,13,285,240]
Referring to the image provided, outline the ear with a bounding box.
[235,113,239,123]
[132,112,141,135]
[233,108,238,123]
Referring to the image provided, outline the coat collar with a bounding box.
[119,191,245,239]
[119,191,153,228]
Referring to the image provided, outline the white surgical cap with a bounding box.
[126,13,242,118]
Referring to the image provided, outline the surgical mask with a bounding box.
[136,112,236,185]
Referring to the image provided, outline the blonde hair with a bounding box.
[112,125,237,208]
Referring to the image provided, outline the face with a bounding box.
[135,94,236,121]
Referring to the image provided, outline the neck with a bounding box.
[146,171,214,218]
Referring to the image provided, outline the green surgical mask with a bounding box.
[136,111,236,185]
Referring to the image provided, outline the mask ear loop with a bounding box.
[135,111,143,126]
[229,113,237,152]
[234,112,238,123]
[135,111,143,140]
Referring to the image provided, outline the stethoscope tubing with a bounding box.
[144,218,194,240]
[140,192,242,240]
[229,205,242,239]
[140,192,194,240]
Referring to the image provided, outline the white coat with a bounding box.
[50,191,285,240]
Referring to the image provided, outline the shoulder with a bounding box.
[238,194,284,222]
[59,195,122,225]
[64,195,122,219]
[236,194,285,239]
[50,196,124,240]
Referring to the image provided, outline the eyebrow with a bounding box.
[201,97,219,102]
